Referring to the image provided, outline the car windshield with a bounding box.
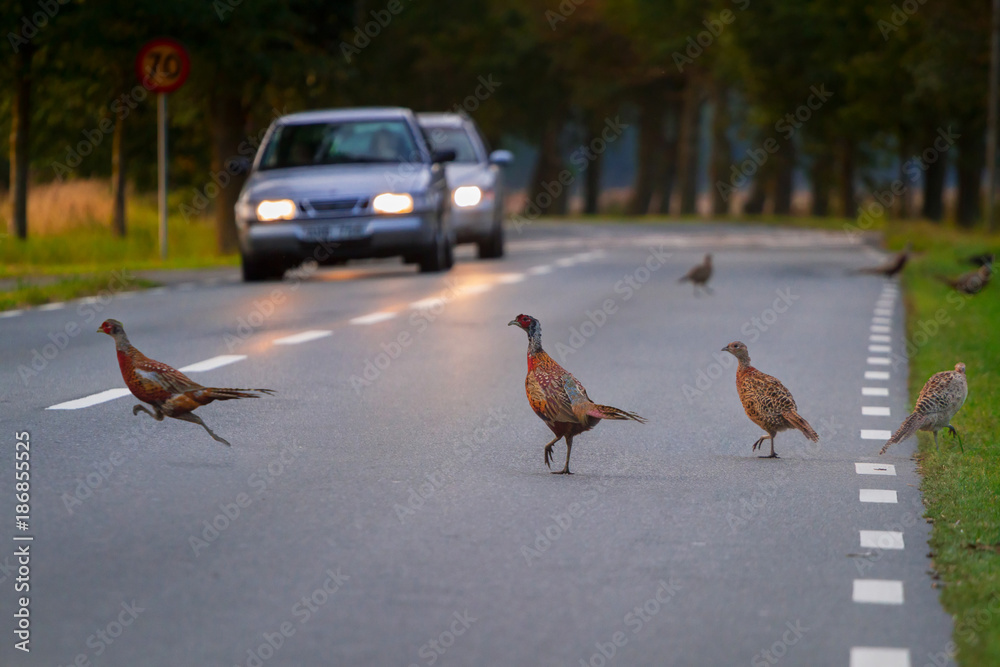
[422,126,479,163]
[259,120,421,169]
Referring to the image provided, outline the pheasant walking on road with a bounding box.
[855,242,912,277]
[721,341,818,458]
[880,363,967,455]
[508,314,645,474]
[679,253,713,295]
[936,265,992,295]
[98,319,275,446]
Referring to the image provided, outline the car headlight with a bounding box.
[256,199,296,221]
[372,193,414,214]
[453,186,482,208]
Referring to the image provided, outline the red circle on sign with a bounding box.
[135,38,191,94]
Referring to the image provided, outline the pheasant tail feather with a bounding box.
[879,412,930,455]
[201,387,276,402]
[591,404,647,423]
[784,410,819,442]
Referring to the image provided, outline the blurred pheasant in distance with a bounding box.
[721,341,818,458]
[880,363,967,455]
[98,319,275,446]
[966,252,995,268]
[679,253,713,295]
[936,265,992,295]
[856,242,912,277]
[508,314,645,474]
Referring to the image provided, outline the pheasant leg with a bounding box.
[132,404,163,421]
[543,435,562,470]
[173,412,232,446]
[759,436,779,459]
[947,425,964,452]
[552,436,573,475]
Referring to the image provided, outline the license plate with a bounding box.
[302,222,368,242]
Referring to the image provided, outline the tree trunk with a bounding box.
[772,141,795,216]
[837,138,855,217]
[896,132,913,219]
[675,80,702,216]
[810,148,832,216]
[656,98,681,214]
[921,131,946,222]
[628,93,663,215]
[582,124,603,215]
[9,44,33,240]
[709,85,731,216]
[110,112,127,237]
[956,120,984,228]
[742,178,768,214]
[209,91,248,253]
[527,104,569,216]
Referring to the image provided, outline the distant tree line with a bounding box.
[1,0,993,249]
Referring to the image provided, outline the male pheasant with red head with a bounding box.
[721,341,818,458]
[99,319,275,446]
[508,314,645,474]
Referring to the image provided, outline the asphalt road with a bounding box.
[1,222,954,666]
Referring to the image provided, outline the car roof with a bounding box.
[415,112,470,128]
[277,107,416,125]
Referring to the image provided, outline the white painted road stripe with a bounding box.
[865,371,890,380]
[867,356,891,365]
[850,647,910,667]
[273,330,333,345]
[527,265,553,275]
[178,355,247,373]
[349,312,396,325]
[555,257,577,267]
[0,309,24,318]
[496,273,526,284]
[461,284,492,295]
[856,462,896,475]
[410,297,447,310]
[38,302,66,311]
[869,334,891,343]
[860,489,898,503]
[872,317,892,326]
[861,430,893,441]
[860,530,904,549]
[863,387,889,396]
[47,388,132,410]
[870,325,891,333]
[874,308,893,316]
[868,344,891,353]
[862,406,891,416]
[853,579,904,604]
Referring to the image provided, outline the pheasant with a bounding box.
[879,363,967,455]
[966,252,995,268]
[98,319,275,446]
[679,253,713,295]
[508,314,645,474]
[721,341,818,458]
[936,265,992,295]
[855,242,912,277]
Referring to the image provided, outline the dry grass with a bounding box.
[0,179,115,235]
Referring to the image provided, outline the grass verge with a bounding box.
[893,223,1000,664]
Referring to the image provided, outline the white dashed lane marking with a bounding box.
[47,388,132,410]
[865,371,890,380]
[870,325,891,334]
[853,579,904,604]
[527,265,553,275]
[410,297,447,310]
[461,284,492,295]
[856,462,896,475]
[349,312,397,325]
[495,273,526,284]
[273,330,333,345]
[0,309,24,318]
[874,308,893,316]
[867,356,891,365]
[869,334,891,343]
[872,317,892,325]
[38,302,66,311]
[862,387,889,396]
[178,355,247,373]
[850,647,911,667]
[868,345,891,353]
[861,429,893,441]
[860,489,898,503]
[862,406,891,416]
[860,530,904,549]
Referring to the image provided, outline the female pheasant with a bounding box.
[98,319,275,446]
[508,314,645,474]
[879,363,967,455]
[721,341,818,458]
[679,253,713,295]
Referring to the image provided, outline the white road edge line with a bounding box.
[862,406,891,417]
[862,387,889,396]
[178,355,247,373]
[860,430,893,441]
[868,345,891,353]
[869,334,891,343]
[527,265,553,275]
[867,356,891,365]
[860,489,898,503]
[860,530,904,549]
[47,388,132,410]
[0,310,24,318]
[853,579,904,604]
[870,325,891,334]
[273,330,333,345]
[855,462,896,475]
[865,371,890,380]
[349,312,396,325]
[849,647,911,667]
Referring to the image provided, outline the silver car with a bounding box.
[235,107,456,281]
[417,113,512,259]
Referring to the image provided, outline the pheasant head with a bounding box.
[954,362,966,375]
[721,340,751,366]
[98,319,132,348]
[508,314,543,353]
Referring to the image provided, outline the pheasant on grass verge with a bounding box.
[936,265,992,295]
[679,253,713,295]
[879,363,967,456]
[98,319,275,446]
[855,242,912,277]
[721,341,818,458]
[508,314,646,474]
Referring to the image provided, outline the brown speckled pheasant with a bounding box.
[722,341,818,458]
[508,314,645,474]
[679,253,713,295]
[856,242,912,277]
[98,319,274,446]
[936,265,992,295]
[880,363,967,455]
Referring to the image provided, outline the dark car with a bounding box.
[235,107,456,281]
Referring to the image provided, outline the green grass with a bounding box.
[892,223,1000,664]
[0,273,160,311]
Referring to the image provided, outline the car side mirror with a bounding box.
[489,149,513,165]
[432,149,457,163]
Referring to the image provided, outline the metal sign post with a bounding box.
[158,92,168,259]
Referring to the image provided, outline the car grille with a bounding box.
[307,198,368,212]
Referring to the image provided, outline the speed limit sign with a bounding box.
[135,38,190,93]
